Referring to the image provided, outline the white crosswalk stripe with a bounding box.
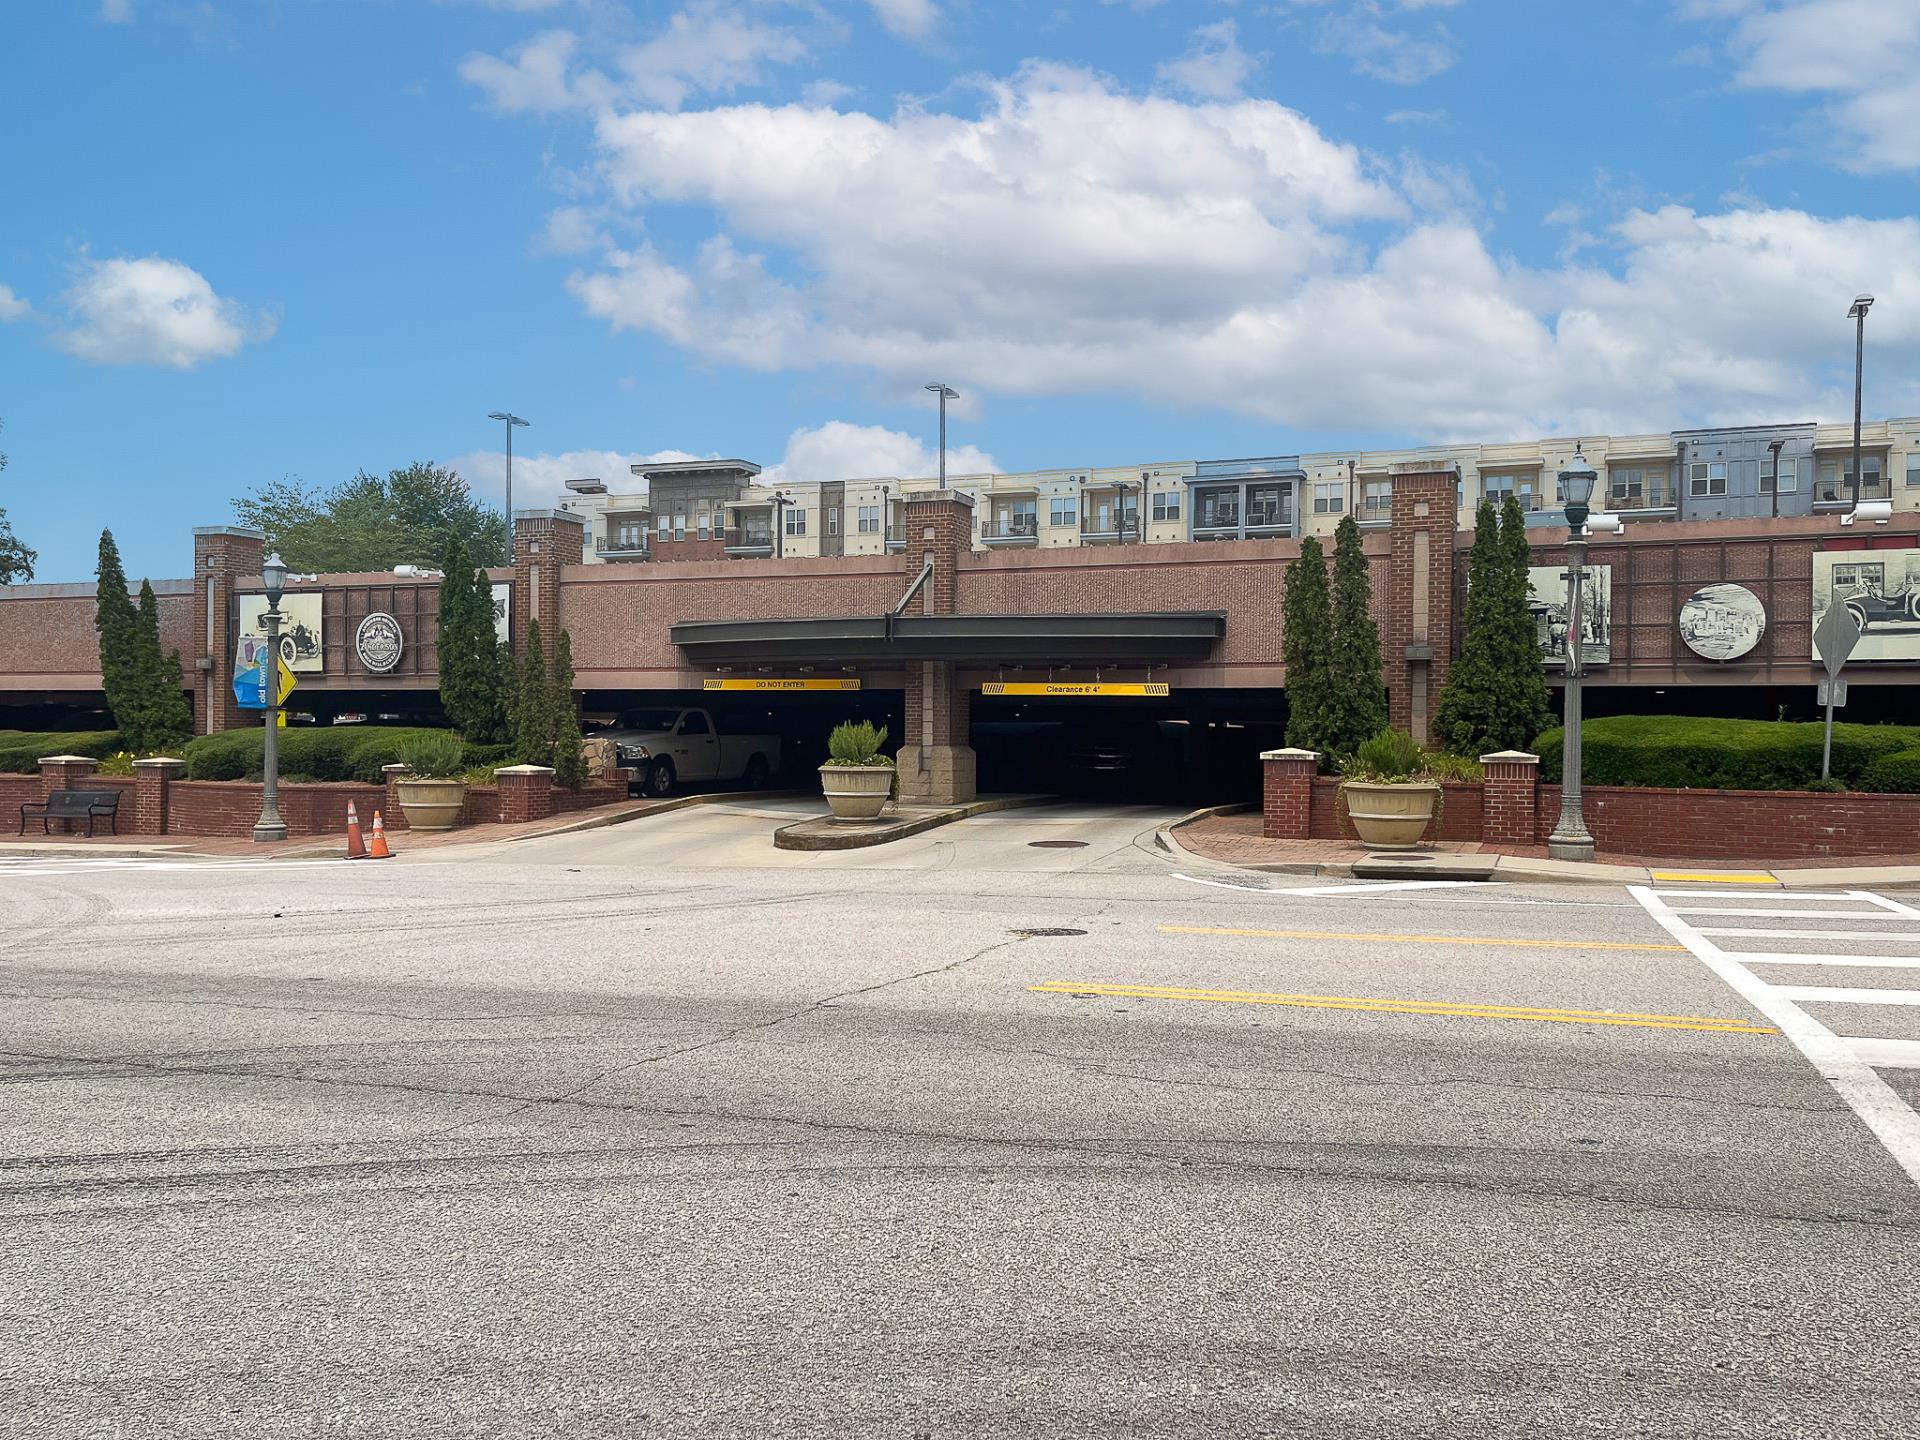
[0,855,341,878]
[1631,884,1920,1189]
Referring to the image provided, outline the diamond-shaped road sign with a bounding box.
[1813,602,1862,679]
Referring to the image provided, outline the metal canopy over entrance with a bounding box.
[668,611,1226,667]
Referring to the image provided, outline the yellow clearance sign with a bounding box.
[703,678,862,692]
[981,682,1170,698]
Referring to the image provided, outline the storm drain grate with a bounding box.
[1028,840,1089,849]
[1011,927,1088,938]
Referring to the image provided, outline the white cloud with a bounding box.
[1157,20,1259,101]
[759,421,996,486]
[460,4,808,115]
[1314,3,1456,85]
[98,0,133,22]
[52,257,274,370]
[866,0,939,42]
[446,448,704,510]
[1705,0,1920,172]
[0,285,30,322]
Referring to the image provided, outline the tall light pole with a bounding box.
[488,411,529,544]
[1848,295,1873,507]
[1768,438,1785,521]
[925,384,957,487]
[251,552,289,843]
[1547,449,1599,864]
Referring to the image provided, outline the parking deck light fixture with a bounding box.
[925,384,958,487]
[1848,295,1872,508]
[252,552,289,843]
[1547,448,1598,864]
[488,411,530,537]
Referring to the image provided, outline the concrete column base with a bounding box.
[896,744,977,806]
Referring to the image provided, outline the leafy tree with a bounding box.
[1433,497,1550,755]
[132,580,192,749]
[1326,514,1388,756]
[549,629,586,789]
[435,532,506,741]
[0,420,35,584]
[1281,534,1336,757]
[233,461,508,573]
[512,619,556,766]
[94,530,141,740]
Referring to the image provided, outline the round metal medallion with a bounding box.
[1679,583,1767,661]
[354,612,404,673]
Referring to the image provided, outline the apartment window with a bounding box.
[1760,457,1798,495]
[826,506,840,536]
[1151,491,1180,523]
[1049,498,1077,527]
[1908,455,1920,487]
[1004,497,1037,535]
[696,512,710,541]
[1818,456,1886,501]
[615,521,645,549]
[857,504,880,534]
[657,516,670,541]
[1688,461,1728,498]
[1484,473,1541,510]
[784,506,806,536]
[1248,483,1288,528]
[1312,480,1344,515]
[1196,488,1240,530]
[1362,480,1392,518]
[672,513,687,541]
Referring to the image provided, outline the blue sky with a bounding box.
[4,0,1919,581]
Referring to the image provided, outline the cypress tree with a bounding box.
[1494,495,1553,750]
[93,530,140,745]
[436,533,504,740]
[1281,535,1336,756]
[133,580,192,749]
[1434,497,1552,756]
[549,628,586,789]
[1326,514,1388,756]
[513,618,555,766]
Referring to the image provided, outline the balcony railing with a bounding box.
[595,535,651,561]
[981,517,1039,545]
[723,527,774,557]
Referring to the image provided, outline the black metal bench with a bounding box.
[18,788,123,836]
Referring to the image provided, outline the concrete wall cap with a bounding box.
[511,509,587,527]
[381,763,411,774]
[1260,747,1320,761]
[38,754,102,765]
[131,756,187,769]
[192,525,267,539]
[1480,750,1540,763]
[903,489,977,508]
[494,764,557,776]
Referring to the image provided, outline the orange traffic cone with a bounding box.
[367,810,394,860]
[345,800,367,860]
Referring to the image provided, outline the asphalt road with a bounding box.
[3,802,1917,1438]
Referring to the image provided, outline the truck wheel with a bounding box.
[646,759,676,797]
[742,754,770,789]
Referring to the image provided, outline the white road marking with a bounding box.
[1724,952,1920,969]
[1694,927,1920,943]
[1653,889,1863,901]
[1655,906,1901,920]
[0,857,343,877]
[1631,885,1920,1189]
[1171,872,1484,897]
[1771,985,1920,1006]
[1844,1038,1920,1070]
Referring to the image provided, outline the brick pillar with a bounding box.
[1481,750,1540,846]
[897,491,977,805]
[513,511,586,660]
[1261,748,1318,839]
[382,763,411,832]
[191,525,266,735]
[37,755,101,835]
[1384,468,1459,745]
[132,757,185,835]
[495,764,555,823]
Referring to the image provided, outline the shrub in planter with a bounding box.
[820,720,895,821]
[1339,728,1444,849]
[393,731,470,833]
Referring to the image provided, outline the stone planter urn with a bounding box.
[394,777,469,832]
[1342,780,1440,850]
[820,764,893,822]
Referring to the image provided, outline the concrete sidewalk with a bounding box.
[1164,809,1920,888]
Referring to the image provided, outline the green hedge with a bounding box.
[1534,715,1920,791]
[181,727,508,784]
[1858,748,1920,794]
[0,730,124,774]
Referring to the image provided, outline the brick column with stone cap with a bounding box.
[132,757,185,835]
[1385,467,1460,744]
[513,510,586,660]
[897,490,978,806]
[1261,748,1319,839]
[381,763,411,831]
[495,764,555,824]
[192,524,266,735]
[1481,750,1540,846]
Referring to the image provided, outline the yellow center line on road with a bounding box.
[1029,982,1778,1034]
[1158,924,1686,954]
[1649,871,1779,885]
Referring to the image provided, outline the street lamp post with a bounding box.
[488,411,530,541]
[925,384,957,487]
[771,491,792,560]
[1848,295,1873,507]
[251,552,289,843]
[1546,448,1599,864]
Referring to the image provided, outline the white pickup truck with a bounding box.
[603,707,781,797]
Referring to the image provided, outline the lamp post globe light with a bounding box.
[925,384,957,487]
[1546,448,1598,864]
[251,551,290,843]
